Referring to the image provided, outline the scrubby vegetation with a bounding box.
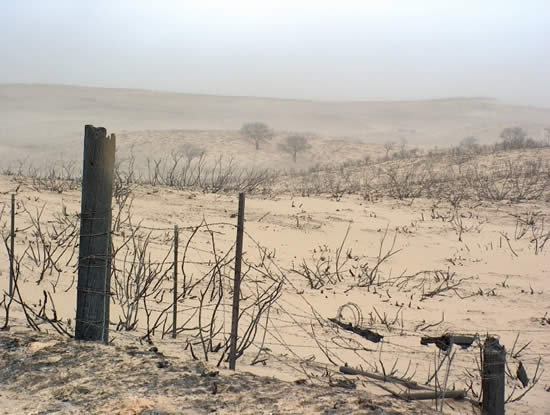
[2,125,549,414]
[3,127,550,207]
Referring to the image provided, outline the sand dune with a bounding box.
[1,157,549,413]
[2,84,549,152]
[1,85,550,414]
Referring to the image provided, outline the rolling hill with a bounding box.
[1,83,549,167]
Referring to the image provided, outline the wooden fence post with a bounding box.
[229,193,245,370]
[172,224,178,339]
[75,125,116,343]
[482,336,505,415]
[9,194,15,298]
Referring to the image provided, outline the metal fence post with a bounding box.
[9,194,15,298]
[172,224,178,339]
[229,193,245,370]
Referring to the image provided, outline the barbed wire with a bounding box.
[2,193,547,404]
[5,310,538,378]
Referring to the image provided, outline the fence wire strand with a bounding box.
[1,192,546,409]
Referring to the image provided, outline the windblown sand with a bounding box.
[1,84,550,414]
[0,169,549,414]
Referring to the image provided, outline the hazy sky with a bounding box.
[1,1,549,107]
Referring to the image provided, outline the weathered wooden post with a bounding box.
[172,224,179,339]
[75,125,115,343]
[229,193,245,370]
[482,336,506,415]
[9,194,15,298]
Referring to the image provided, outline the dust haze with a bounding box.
[2,2,550,105]
[1,3,550,415]
[1,2,550,160]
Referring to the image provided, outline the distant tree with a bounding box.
[458,136,482,154]
[278,135,312,162]
[500,127,528,150]
[383,141,395,158]
[240,122,273,150]
[460,136,479,148]
[181,142,206,162]
[544,127,550,146]
[399,137,408,152]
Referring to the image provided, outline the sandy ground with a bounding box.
[1,169,549,414]
[2,84,550,165]
[0,329,442,415]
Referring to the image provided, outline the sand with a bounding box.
[1,84,549,413]
[2,84,550,167]
[0,329,441,415]
[1,163,549,414]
